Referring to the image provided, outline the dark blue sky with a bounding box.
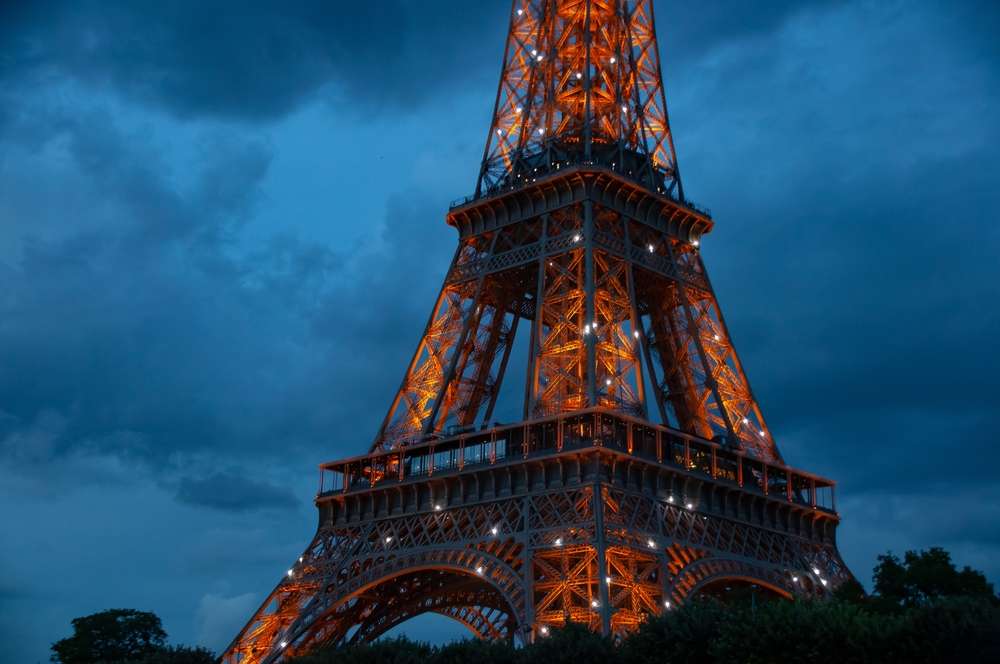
[2,1,999,661]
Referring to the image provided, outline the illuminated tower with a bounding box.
[223,2,850,661]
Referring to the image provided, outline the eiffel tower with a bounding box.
[222,2,850,661]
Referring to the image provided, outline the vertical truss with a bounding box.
[533,245,589,415]
[532,544,602,630]
[375,240,484,447]
[478,0,681,198]
[606,546,662,635]
[592,206,644,416]
[672,247,776,460]
[626,225,780,463]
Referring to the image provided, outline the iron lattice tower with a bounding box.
[223,2,850,661]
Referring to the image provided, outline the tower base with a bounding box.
[222,409,848,663]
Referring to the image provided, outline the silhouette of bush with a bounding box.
[521,621,616,664]
[620,599,727,664]
[289,636,433,664]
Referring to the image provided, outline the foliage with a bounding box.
[710,599,889,664]
[620,599,727,664]
[51,609,167,664]
[520,621,615,664]
[51,610,214,664]
[290,636,434,664]
[431,636,522,664]
[830,576,866,604]
[872,547,996,609]
[883,597,1000,663]
[131,645,217,664]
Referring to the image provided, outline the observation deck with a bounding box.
[318,408,838,543]
[451,147,712,240]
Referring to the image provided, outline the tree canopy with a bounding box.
[872,546,996,609]
[51,609,167,664]
[50,609,213,664]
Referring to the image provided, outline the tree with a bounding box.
[873,547,997,609]
[520,622,617,664]
[432,637,517,664]
[619,599,728,664]
[885,597,1000,663]
[831,577,867,605]
[52,609,167,664]
[710,600,886,664]
[133,645,217,664]
[290,636,433,664]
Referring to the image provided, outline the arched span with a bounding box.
[343,569,517,645]
[434,605,511,641]
[280,553,525,659]
[667,557,795,605]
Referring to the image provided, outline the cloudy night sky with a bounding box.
[2,0,999,661]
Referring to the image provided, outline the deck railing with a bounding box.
[318,408,835,513]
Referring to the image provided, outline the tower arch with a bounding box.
[296,566,521,652]
[667,556,798,605]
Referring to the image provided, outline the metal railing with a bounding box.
[318,408,835,513]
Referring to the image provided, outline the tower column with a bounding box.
[524,214,549,419]
[522,493,536,641]
[592,480,612,635]
[422,232,501,434]
[583,200,598,406]
[623,218,649,419]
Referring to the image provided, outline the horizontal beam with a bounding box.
[448,166,712,241]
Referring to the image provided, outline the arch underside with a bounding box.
[297,568,518,653]
[297,553,813,656]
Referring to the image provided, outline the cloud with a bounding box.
[176,473,298,512]
[0,409,66,464]
[670,0,1000,502]
[0,0,510,122]
[0,1,853,125]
